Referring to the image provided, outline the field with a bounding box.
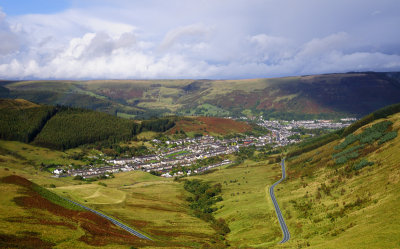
[52,171,218,248]
[192,159,283,248]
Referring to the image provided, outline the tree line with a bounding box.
[0,104,176,150]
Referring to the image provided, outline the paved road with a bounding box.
[61,196,152,240]
[269,159,290,243]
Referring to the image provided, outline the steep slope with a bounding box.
[3,72,400,118]
[190,105,400,248]
[278,111,400,248]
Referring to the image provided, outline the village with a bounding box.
[53,118,355,179]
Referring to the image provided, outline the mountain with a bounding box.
[2,72,400,119]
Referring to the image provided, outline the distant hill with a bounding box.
[0,98,39,109]
[2,72,400,119]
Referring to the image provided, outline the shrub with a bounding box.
[378,130,398,144]
[353,159,374,170]
[335,151,359,165]
[73,175,83,180]
[335,134,358,150]
[98,182,107,187]
[332,145,364,159]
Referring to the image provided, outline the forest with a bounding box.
[0,106,57,143]
[0,102,176,150]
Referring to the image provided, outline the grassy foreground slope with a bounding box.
[0,171,154,249]
[276,112,400,249]
[190,111,400,248]
[0,139,219,248]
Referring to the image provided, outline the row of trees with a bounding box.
[183,179,230,238]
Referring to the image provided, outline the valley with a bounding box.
[0,86,400,248]
[1,1,400,248]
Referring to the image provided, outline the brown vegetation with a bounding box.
[1,175,154,248]
[168,116,252,135]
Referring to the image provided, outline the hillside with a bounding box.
[0,172,154,248]
[2,72,400,119]
[170,103,398,248]
[0,139,223,248]
[167,116,252,136]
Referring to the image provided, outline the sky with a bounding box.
[0,0,400,80]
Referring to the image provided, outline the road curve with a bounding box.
[61,196,152,240]
[269,159,290,243]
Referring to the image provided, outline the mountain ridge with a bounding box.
[2,72,400,119]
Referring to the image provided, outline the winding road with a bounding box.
[269,159,290,243]
[61,196,152,240]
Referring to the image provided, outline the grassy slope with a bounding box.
[278,112,400,248]
[53,171,217,248]
[0,171,153,249]
[189,113,400,248]
[0,98,40,109]
[192,160,283,248]
[0,140,217,248]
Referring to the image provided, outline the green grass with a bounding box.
[190,159,283,248]
[280,112,400,248]
[116,112,136,119]
[52,170,218,247]
[166,150,189,158]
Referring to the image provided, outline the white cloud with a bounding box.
[0,1,400,79]
[0,9,20,55]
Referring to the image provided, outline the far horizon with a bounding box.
[1,70,399,82]
[0,0,400,80]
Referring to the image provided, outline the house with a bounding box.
[53,169,63,175]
